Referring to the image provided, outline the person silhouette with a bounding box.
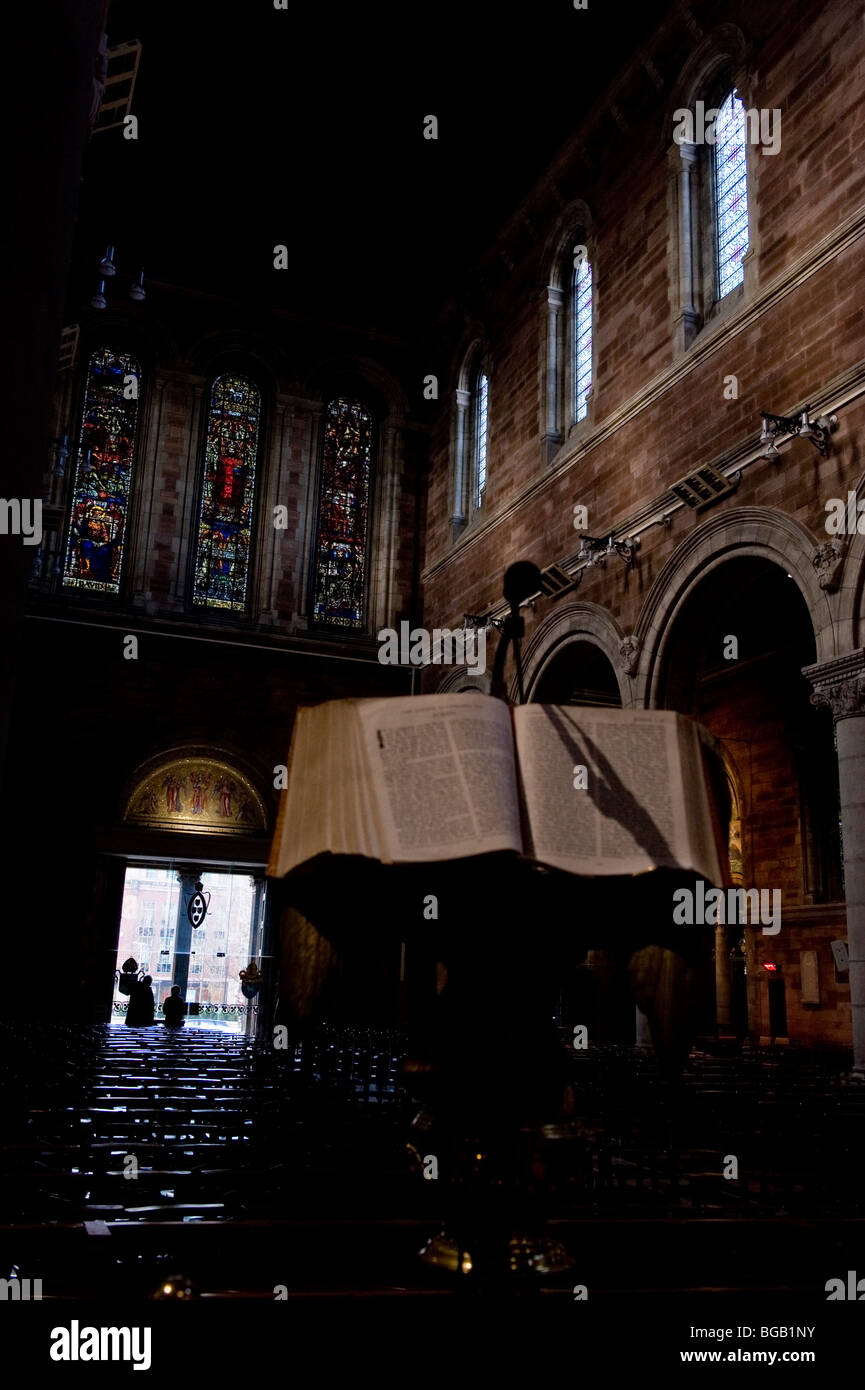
[126,974,155,1027]
[162,985,187,1028]
[117,957,141,999]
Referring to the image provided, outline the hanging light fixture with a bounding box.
[90,247,146,308]
[759,405,836,459]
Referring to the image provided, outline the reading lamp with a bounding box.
[490,561,543,704]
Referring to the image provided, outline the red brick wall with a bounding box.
[422,0,865,629]
[420,0,865,1048]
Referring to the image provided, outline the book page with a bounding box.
[357,694,523,862]
[684,722,731,887]
[268,700,387,877]
[513,704,722,880]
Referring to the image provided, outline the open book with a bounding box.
[268,695,726,885]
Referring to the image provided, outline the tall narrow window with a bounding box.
[714,90,749,299]
[573,259,593,423]
[474,372,489,507]
[312,397,373,629]
[63,347,141,594]
[193,374,261,611]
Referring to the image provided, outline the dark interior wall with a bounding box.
[12,178,429,1023]
[4,615,410,1016]
[3,2,107,775]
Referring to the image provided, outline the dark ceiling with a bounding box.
[68,0,668,337]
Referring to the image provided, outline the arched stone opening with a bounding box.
[522,602,631,707]
[529,637,623,708]
[657,555,844,1046]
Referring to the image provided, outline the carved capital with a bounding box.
[805,649,865,721]
[618,636,640,676]
[545,285,565,312]
[812,539,845,592]
[810,678,865,721]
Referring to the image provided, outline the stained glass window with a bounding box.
[312,398,373,628]
[573,258,593,422]
[192,374,261,611]
[62,347,141,594]
[475,373,489,507]
[714,90,749,299]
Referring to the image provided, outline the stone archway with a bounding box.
[629,506,836,709]
[521,601,633,706]
[645,541,844,1046]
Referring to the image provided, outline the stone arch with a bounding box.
[521,601,633,706]
[78,307,179,378]
[540,198,595,293]
[184,330,294,399]
[120,745,271,834]
[312,354,410,424]
[663,22,749,136]
[455,334,489,395]
[632,507,837,707]
[432,664,491,696]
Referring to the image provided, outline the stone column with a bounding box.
[244,875,267,1039]
[671,141,700,352]
[258,400,287,628]
[172,870,200,1000]
[130,375,165,610]
[541,285,564,463]
[168,383,205,613]
[450,387,470,542]
[715,923,732,1028]
[291,401,323,630]
[805,649,865,1074]
[372,421,400,631]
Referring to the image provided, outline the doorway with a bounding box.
[112,866,266,1033]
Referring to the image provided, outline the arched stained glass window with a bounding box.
[714,90,749,298]
[312,398,373,629]
[474,372,489,508]
[63,347,141,594]
[192,374,261,611]
[573,258,593,423]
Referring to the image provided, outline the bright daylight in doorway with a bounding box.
[112,868,262,1034]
